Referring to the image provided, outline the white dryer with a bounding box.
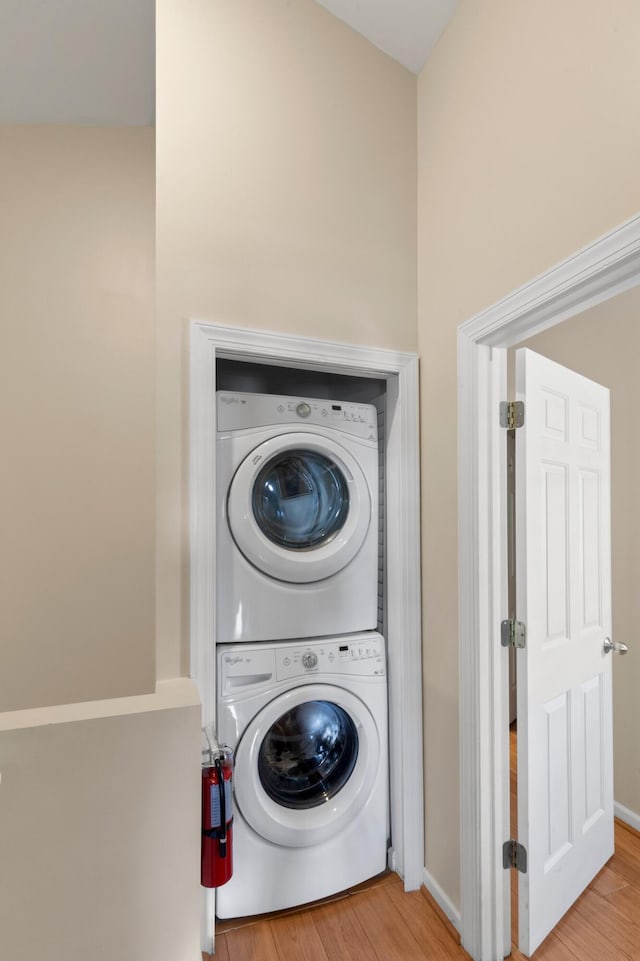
[216,391,379,643]
[215,633,389,918]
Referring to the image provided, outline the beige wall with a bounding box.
[418,0,640,906]
[520,287,640,819]
[0,127,202,961]
[0,682,201,961]
[0,126,156,711]
[156,0,417,678]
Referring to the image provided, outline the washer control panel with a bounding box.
[218,635,386,696]
[276,634,385,680]
[217,391,377,441]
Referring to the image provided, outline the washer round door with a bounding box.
[233,684,381,848]
[226,433,372,583]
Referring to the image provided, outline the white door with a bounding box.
[515,348,614,956]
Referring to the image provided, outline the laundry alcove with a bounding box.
[189,322,423,953]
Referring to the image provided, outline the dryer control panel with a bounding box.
[217,391,377,442]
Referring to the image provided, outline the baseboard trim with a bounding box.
[615,801,640,834]
[422,868,461,932]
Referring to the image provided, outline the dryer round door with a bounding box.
[227,433,372,583]
[233,684,381,848]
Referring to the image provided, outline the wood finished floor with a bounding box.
[208,872,465,961]
[205,728,640,960]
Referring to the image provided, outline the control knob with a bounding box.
[296,402,311,418]
[302,652,318,669]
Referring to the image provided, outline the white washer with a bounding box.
[216,391,379,643]
[215,633,389,919]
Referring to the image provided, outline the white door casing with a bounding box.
[458,212,640,961]
[515,349,614,956]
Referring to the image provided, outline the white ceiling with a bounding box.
[315,0,459,74]
[0,0,456,126]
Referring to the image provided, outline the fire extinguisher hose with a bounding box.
[215,757,227,857]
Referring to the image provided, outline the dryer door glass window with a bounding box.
[252,451,350,549]
[258,700,358,810]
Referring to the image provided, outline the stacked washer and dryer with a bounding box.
[214,390,389,918]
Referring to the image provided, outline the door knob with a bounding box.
[603,637,629,655]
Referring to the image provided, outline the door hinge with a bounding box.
[499,401,524,429]
[501,619,526,649]
[503,839,527,873]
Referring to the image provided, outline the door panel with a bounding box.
[516,348,613,956]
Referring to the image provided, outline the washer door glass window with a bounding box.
[227,433,373,584]
[258,700,358,809]
[252,452,349,551]
[233,684,381,848]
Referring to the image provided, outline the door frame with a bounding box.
[457,213,640,961]
[190,322,423,954]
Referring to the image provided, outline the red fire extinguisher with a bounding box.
[201,742,234,888]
